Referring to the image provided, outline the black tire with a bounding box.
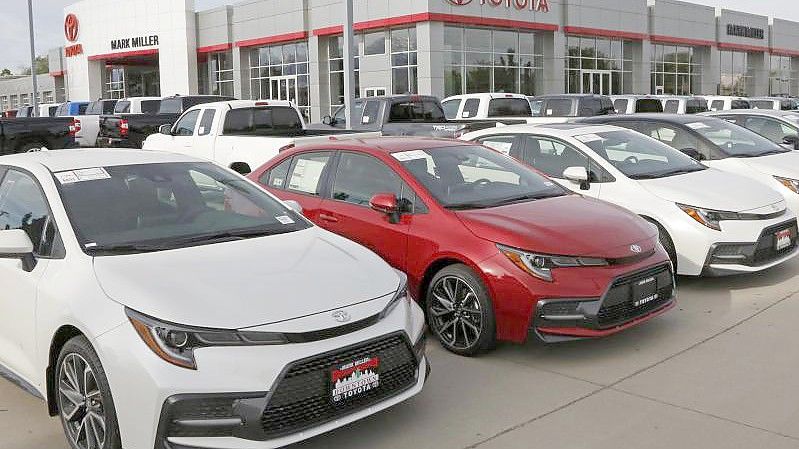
[55,336,122,449]
[426,264,496,356]
[653,222,678,274]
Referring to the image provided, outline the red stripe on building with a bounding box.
[771,47,799,57]
[235,31,308,48]
[649,34,715,47]
[564,26,648,41]
[717,42,769,53]
[197,43,233,53]
[313,12,559,36]
[88,49,158,61]
[50,70,66,77]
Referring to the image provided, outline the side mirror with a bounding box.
[322,115,333,126]
[679,148,704,160]
[284,200,303,215]
[0,230,36,272]
[783,135,799,150]
[158,124,173,135]
[369,193,400,223]
[563,166,590,190]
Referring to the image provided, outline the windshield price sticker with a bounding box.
[392,150,429,161]
[55,168,111,184]
[686,122,710,130]
[275,215,295,225]
[575,134,603,143]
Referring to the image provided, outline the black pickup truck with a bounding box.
[97,95,234,148]
[0,117,76,153]
[311,95,523,138]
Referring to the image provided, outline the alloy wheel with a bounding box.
[429,275,484,350]
[58,353,107,449]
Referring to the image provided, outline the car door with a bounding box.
[318,152,410,270]
[169,109,202,153]
[510,135,603,198]
[0,168,58,383]
[191,108,217,161]
[260,151,335,222]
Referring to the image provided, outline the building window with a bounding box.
[328,35,360,115]
[651,44,700,95]
[210,51,234,97]
[10,95,18,109]
[391,27,418,95]
[443,26,543,97]
[105,67,125,99]
[770,55,795,96]
[363,31,386,56]
[0,96,8,112]
[41,91,54,103]
[565,36,632,95]
[719,50,751,96]
[20,93,29,106]
[249,41,311,121]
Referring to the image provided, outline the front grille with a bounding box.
[597,264,673,328]
[260,333,417,439]
[752,220,798,265]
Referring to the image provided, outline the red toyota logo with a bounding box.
[64,14,79,42]
[447,0,473,5]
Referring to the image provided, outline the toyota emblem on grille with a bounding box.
[332,310,351,323]
[630,244,642,253]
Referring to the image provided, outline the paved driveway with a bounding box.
[4,258,799,449]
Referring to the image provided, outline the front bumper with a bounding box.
[94,299,426,449]
[701,219,799,276]
[531,262,676,342]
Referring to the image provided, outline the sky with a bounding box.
[0,0,794,73]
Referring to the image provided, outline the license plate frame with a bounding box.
[775,228,793,252]
[632,276,659,308]
[330,356,381,404]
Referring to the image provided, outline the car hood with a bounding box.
[738,151,799,179]
[637,168,785,213]
[93,228,399,329]
[456,195,657,258]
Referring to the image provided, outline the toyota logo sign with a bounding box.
[630,244,642,254]
[447,0,474,5]
[331,310,351,323]
[64,13,79,42]
[447,0,550,12]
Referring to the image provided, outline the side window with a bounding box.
[518,136,589,179]
[546,99,573,117]
[631,122,713,160]
[197,109,216,136]
[461,99,480,118]
[529,100,544,116]
[261,157,293,189]
[286,152,333,196]
[332,106,346,123]
[744,117,796,143]
[174,110,201,136]
[361,100,381,125]
[442,99,461,120]
[332,153,410,210]
[710,100,724,111]
[664,100,679,114]
[476,135,518,156]
[0,170,58,257]
[613,99,628,114]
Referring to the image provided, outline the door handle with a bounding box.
[319,213,339,223]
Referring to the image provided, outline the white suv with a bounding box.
[0,149,427,449]
[464,124,799,276]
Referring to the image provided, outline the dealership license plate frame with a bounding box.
[775,228,793,252]
[632,276,659,308]
[329,356,381,404]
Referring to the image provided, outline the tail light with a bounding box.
[278,144,295,152]
[68,119,78,137]
[119,119,129,137]
[73,119,82,133]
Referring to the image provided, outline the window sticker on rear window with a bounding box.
[392,150,428,161]
[55,167,111,184]
[575,134,603,143]
[686,122,710,130]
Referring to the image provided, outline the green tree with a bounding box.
[0,68,11,77]
[21,55,49,75]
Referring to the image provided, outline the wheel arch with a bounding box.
[46,324,84,416]
[417,254,486,308]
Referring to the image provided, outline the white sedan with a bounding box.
[463,124,799,276]
[0,149,428,449]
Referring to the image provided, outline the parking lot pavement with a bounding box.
[5,257,799,449]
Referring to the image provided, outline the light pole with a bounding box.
[342,0,355,130]
[27,0,40,117]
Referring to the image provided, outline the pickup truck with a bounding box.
[69,99,118,147]
[97,94,233,149]
[441,93,566,125]
[143,100,377,174]
[312,95,520,138]
[0,117,76,153]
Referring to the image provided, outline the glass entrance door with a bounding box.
[269,76,299,104]
[581,71,612,95]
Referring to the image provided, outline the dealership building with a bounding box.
[6,0,799,120]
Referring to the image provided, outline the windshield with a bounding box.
[577,130,706,180]
[689,119,791,157]
[55,162,310,254]
[395,145,567,210]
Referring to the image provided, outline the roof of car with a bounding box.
[473,123,623,137]
[292,136,476,154]
[0,149,200,173]
[578,113,717,124]
[529,94,609,100]
[703,109,798,117]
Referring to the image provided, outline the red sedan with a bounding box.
[249,138,675,355]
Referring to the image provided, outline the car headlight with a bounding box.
[677,203,767,231]
[497,244,608,282]
[775,176,799,194]
[379,270,411,319]
[126,308,288,370]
